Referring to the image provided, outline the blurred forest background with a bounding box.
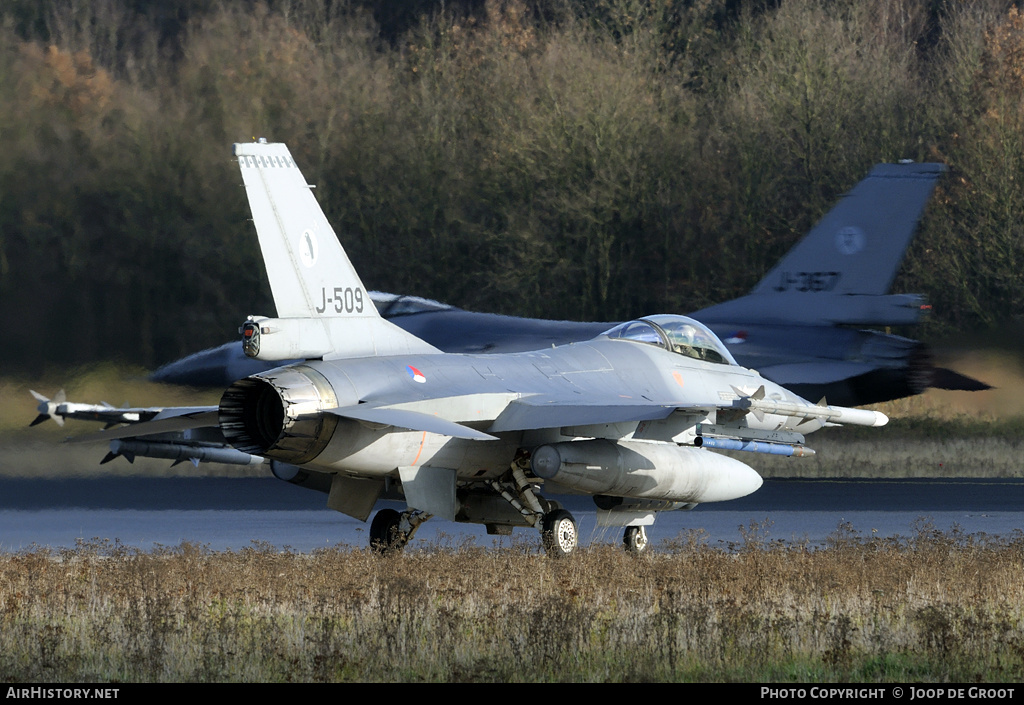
[3,0,1024,373]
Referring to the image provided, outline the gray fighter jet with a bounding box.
[33,141,890,555]
[151,161,986,407]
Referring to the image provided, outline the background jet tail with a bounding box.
[751,162,947,297]
[695,161,947,326]
[234,140,438,359]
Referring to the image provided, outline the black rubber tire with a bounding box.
[541,509,578,557]
[623,525,649,554]
[369,508,406,554]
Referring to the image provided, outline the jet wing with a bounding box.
[488,397,693,433]
[31,389,217,434]
[487,390,886,433]
[30,391,261,468]
[65,408,221,443]
[327,404,499,441]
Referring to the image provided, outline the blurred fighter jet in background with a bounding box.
[152,161,987,407]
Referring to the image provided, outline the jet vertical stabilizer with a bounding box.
[694,162,948,327]
[233,141,438,360]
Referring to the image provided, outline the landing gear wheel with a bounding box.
[623,526,649,554]
[541,509,578,557]
[369,508,408,555]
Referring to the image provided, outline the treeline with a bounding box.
[2,0,1024,371]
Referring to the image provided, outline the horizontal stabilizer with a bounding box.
[930,367,993,392]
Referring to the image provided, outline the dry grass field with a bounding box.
[2,533,1023,682]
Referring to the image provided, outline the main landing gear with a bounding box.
[369,508,430,554]
[368,505,580,557]
[368,505,649,557]
[623,525,649,554]
[541,509,578,558]
[367,457,647,557]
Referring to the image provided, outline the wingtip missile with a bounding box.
[730,388,888,427]
[826,407,889,427]
[29,389,66,427]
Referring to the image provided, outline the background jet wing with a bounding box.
[756,361,880,386]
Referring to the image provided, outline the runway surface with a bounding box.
[4,476,1023,552]
[0,476,1021,552]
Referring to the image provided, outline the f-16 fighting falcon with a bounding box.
[33,141,890,555]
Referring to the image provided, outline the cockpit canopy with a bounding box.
[601,315,737,365]
[370,291,454,316]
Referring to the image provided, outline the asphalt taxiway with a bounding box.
[0,476,1021,552]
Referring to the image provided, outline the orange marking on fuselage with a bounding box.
[411,431,427,466]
